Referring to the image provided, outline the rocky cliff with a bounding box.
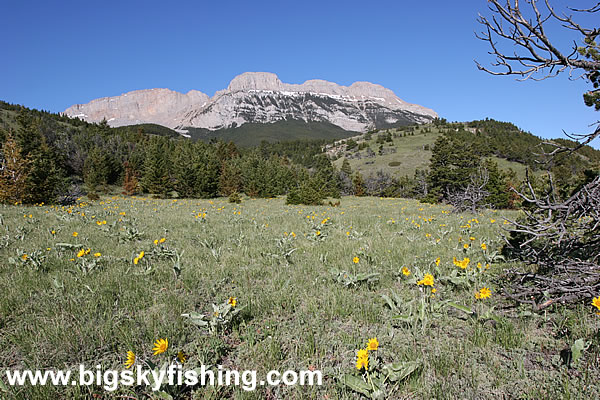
[64,72,437,133]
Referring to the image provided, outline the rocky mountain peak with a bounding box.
[227,72,283,92]
[64,72,438,133]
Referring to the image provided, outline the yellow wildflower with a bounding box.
[453,257,470,269]
[177,351,186,364]
[353,256,360,264]
[435,257,441,266]
[475,287,492,300]
[463,243,469,249]
[72,232,78,237]
[21,254,28,261]
[356,349,369,370]
[402,267,411,276]
[154,239,159,245]
[77,249,85,258]
[228,297,237,307]
[152,338,168,355]
[592,297,600,311]
[124,351,135,368]
[481,243,487,250]
[94,252,101,257]
[417,274,434,287]
[366,338,379,351]
[159,237,166,244]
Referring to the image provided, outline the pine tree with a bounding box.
[83,146,110,198]
[0,132,31,203]
[219,159,242,196]
[425,135,480,203]
[312,155,340,198]
[141,138,171,197]
[353,172,366,196]
[341,158,352,176]
[14,115,63,203]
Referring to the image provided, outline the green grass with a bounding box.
[333,126,535,179]
[0,196,598,399]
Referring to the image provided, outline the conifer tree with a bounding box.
[219,159,242,196]
[341,158,352,176]
[0,131,31,203]
[141,137,171,197]
[83,146,110,197]
[353,172,366,196]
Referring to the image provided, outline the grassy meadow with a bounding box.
[0,196,599,399]
[331,126,531,180]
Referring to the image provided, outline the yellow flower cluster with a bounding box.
[77,248,91,258]
[355,338,379,371]
[453,257,470,269]
[417,274,434,287]
[153,237,166,245]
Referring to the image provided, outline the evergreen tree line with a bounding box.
[0,103,341,205]
[1,101,597,208]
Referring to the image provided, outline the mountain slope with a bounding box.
[331,120,600,179]
[64,72,437,133]
[185,120,356,147]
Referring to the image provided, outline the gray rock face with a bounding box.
[64,72,437,132]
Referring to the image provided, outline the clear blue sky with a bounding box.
[1,0,598,146]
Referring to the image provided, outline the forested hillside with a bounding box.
[1,101,598,208]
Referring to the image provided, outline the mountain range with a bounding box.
[64,72,438,135]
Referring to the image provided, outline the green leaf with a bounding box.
[55,243,80,249]
[339,374,371,397]
[382,361,420,382]
[381,294,397,311]
[571,338,589,365]
[181,312,209,327]
[392,315,415,323]
[447,302,473,314]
